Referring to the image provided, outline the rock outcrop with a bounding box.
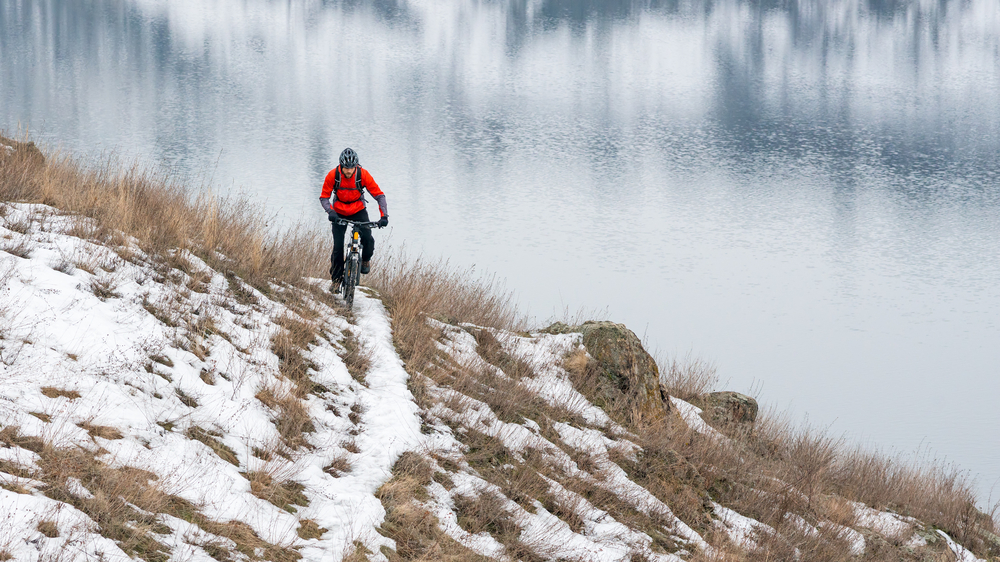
[0,135,45,169]
[703,391,758,425]
[546,320,671,423]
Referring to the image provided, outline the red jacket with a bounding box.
[320,166,386,217]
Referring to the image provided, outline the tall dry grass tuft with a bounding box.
[365,250,523,379]
[0,133,328,290]
[659,354,719,401]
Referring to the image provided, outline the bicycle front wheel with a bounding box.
[343,255,359,309]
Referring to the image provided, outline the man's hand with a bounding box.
[378,215,389,227]
[328,211,337,222]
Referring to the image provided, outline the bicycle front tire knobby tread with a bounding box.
[343,255,359,309]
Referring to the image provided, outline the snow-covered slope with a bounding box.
[0,202,992,562]
[0,203,421,560]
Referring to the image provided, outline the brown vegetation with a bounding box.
[375,452,494,562]
[0,425,298,562]
[0,132,328,291]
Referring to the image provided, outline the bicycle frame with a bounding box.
[333,218,383,309]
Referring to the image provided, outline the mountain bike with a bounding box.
[334,219,383,310]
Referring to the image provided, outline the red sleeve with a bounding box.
[320,168,337,199]
[361,168,383,198]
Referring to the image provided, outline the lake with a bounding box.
[3,0,999,506]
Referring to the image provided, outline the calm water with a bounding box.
[3,0,1000,504]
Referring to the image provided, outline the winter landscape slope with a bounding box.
[1,137,998,561]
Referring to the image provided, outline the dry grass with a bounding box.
[659,354,719,401]
[0,423,302,562]
[28,411,51,423]
[36,520,59,538]
[375,452,494,562]
[186,426,239,465]
[78,421,125,440]
[452,490,521,541]
[271,314,321,395]
[365,250,522,391]
[5,134,998,559]
[324,454,352,477]
[40,386,81,400]
[645,404,1000,559]
[244,471,309,513]
[297,519,327,540]
[0,133,328,291]
[0,237,31,259]
[339,328,373,385]
[255,384,316,450]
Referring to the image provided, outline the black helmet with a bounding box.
[339,148,359,168]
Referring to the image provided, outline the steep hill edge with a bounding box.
[1,137,997,561]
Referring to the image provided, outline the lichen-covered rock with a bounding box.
[550,320,671,422]
[703,391,758,425]
[0,135,45,169]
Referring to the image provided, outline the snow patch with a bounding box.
[670,396,727,440]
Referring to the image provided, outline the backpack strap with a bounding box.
[333,166,365,204]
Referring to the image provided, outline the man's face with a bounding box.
[342,166,356,177]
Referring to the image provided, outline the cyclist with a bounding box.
[320,148,388,292]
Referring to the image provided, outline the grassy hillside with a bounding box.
[1,134,997,561]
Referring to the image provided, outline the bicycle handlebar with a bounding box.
[332,218,385,229]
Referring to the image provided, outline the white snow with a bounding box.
[0,488,131,561]
[0,203,422,560]
[669,396,727,440]
[819,521,866,556]
[851,502,913,538]
[712,502,775,550]
[938,529,988,562]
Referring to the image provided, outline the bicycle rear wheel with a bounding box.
[343,254,358,309]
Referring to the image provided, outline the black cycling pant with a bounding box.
[330,209,374,281]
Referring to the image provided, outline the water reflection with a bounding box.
[3,0,1000,502]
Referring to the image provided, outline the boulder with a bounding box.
[702,391,758,426]
[548,320,671,423]
[0,135,46,180]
